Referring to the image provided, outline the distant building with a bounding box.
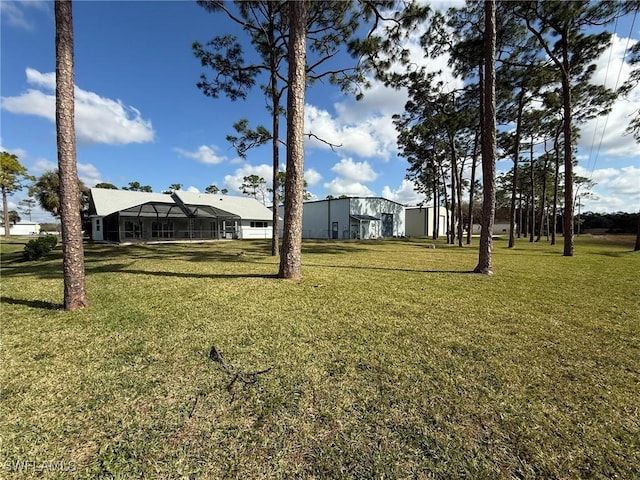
[88,188,274,243]
[472,223,515,235]
[7,222,41,236]
[282,197,406,239]
[405,206,449,238]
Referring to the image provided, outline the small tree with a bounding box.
[122,181,152,192]
[18,197,36,221]
[29,170,88,219]
[240,175,268,204]
[269,171,311,205]
[162,183,183,194]
[94,182,118,189]
[8,210,21,225]
[205,184,228,195]
[1,152,35,236]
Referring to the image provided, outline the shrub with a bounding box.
[23,235,58,261]
[41,234,58,250]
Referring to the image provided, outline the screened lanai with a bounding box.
[89,188,274,243]
[101,201,240,243]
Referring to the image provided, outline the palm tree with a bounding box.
[55,0,87,310]
[30,170,61,217]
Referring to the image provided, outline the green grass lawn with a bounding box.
[1,235,638,479]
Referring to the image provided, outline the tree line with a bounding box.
[386,1,639,257]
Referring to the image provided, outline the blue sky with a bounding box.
[1,0,639,223]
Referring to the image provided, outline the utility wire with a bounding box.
[586,10,637,182]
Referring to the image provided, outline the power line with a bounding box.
[586,10,638,182]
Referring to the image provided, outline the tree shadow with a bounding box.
[593,250,635,258]
[1,296,62,310]
[107,268,279,280]
[304,263,475,275]
[301,241,384,255]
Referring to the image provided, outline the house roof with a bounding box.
[90,188,273,221]
[90,188,174,217]
[173,191,273,221]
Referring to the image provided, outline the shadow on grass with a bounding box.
[1,296,61,310]
[107,268,279,280]
[301,241,386,255]
[304,263,475,275]
[83,241,276,264]
[592,249,638,257]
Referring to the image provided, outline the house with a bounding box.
[88,188,274,243]
[281,197,405,239]
[7,222,41,236]
[405,206,449,238]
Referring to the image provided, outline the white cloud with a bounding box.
[578,35,640,159]
[0,1,49,30]
[382,179,425,206]
[304,104,391,158]
[223,163,273,199]
[175,145,227,165]
[323,178,375,197]
[575,165,640,213]
[186,186,200,193]
[77,163,103,187]
[303,21,463,162]
[31,159,57,174]
[304,168,322,186]
[1,68,154,145]
[331,157,378,182]
[27,157,103,187]
[0,142,27,160]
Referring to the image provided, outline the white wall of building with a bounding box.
[292,197,406,239]
[406,206,448,237]
[238,220,272,239]
[8,222,40,236]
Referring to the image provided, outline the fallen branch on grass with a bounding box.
[189,346,273,418]
[209,345,273,394]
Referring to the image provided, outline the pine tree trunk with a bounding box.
[466,128,478,245]
[269,2,280,257]
[278,0,306,280]
[432,175,439,239]
[56,0,87,310]
[508,90,524,249]
[551,131,560,245]
[536,155,548,242]
[561,37,574,256]
[270,76,281,257]
[449,149,457,245]
[474,0,496,275]
[529,143,535,243]
[2,187,10,237]
[634,213,640,252]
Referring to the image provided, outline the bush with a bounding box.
[41,234,58,250]
[23,235,58,261]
